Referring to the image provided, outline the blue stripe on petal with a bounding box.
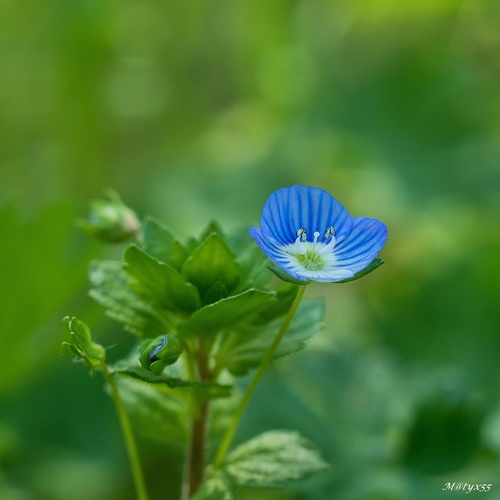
[312,187,352,241]
[260,185,353,245]
[249,226,309,282]
[260,190,292,245]
[333,217,388,274]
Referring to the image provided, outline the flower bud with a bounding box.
[138,334,183,375]
[61,316,106,374]
[79,189,141,243]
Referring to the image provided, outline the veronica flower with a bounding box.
[249,185,388,283]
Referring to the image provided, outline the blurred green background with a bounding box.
[1,1,500,499]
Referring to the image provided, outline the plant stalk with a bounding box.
[182,344,211,499]
[101,364,149,500]
[185,400,208,498]
[213,285,307,467]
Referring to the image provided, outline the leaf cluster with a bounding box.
[65,215,330,494]
[89,217,325,378]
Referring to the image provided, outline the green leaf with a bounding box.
[182,233,243,300]
[177,289,276,339]
[112,365,232,399]
[115,377,188,444]
[224,430,328,487]
[220,299,324,376]
[202,281,230,306]
[198,220,226,242]
[336,258,385,283]
[89,260,169,337]
[143,217,187,271]
[61,316,105,373]
[228,228,270,290]
[124,245,200,314]
[254,284,298,324]
[193,470,237,500]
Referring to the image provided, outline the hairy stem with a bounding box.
[101,364,149,500]
[186,400,208,498]
[213,285,307,467]
[182,343,211,499]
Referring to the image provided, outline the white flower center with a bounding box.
[284,227,337,272]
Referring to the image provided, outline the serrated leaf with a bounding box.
[193,470,237,500]
[220,299,324,376]
[124,245,200,314]
[89,260,169,337]
[254,284,298,324]
[336,258,385,283]
[143,217,187,271]
[202,281,230,306]
[225,430,328,487]
[177,289,276,339]
[182,233,243,299]
[112,365,232,399]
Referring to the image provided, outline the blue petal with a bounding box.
[249,227,309,282]
[333,217,388,274]
[260,185,352,245]
[249,227,356,283]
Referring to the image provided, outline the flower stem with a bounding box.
[213,285,307,467]
[101,364,149,500]
[182,344,211,499]
[184,400,208,498]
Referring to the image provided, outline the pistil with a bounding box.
[286,226,337,272]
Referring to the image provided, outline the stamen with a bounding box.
[318,227,337,256]
[296,227,307,242]
[287,225,337,265]
[293,228,307,254]
[324,226,336,239]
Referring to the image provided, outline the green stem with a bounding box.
[213,285,307,467]
[181,342,212,499]
[212,332,239,379]
[101,365,149,500]
[186,399,209,498]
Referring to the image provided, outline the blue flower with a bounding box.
[249,185,388,283]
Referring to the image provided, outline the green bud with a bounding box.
[61,316,106,373]
[79,189,141,243]
[138,334,183,375]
